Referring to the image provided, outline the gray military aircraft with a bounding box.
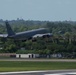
[0,21,52,41]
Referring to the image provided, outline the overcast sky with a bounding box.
[0,0,76,21]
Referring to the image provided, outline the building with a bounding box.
[0,53,16,58]
[16,54,39,58]
[51,53,62,58]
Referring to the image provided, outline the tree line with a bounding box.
[0,20,76,58]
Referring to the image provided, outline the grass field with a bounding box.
[0,61,76,72]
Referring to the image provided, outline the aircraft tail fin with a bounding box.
[5,21,15,36]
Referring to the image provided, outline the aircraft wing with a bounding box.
[33,33,53,38]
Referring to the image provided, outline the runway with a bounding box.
[0,58,76,62]
[0,70,76,75]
